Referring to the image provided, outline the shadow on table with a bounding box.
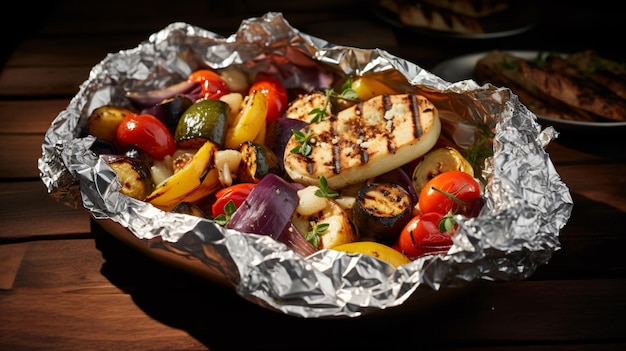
[91,186,626,349]
[92,221,484,350]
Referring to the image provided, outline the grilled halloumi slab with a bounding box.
[284,93,441,189]
[284,91,329,122]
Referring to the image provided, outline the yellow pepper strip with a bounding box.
[225,89,268,149]
[332,241,411,268]
[145,141,221,211]
[351,76,398,101]
[253,117,267,145]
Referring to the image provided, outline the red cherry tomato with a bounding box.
[396,212,453,259]
[418,170,482,217]
[116,113,176,160]
[249,76,288,122]
[188,69,230,100]
[211,183,256,217]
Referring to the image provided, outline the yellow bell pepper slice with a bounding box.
[145,141,221,211]
[225,90,268,149]
[351,76,397,101]
[332,241,411,268]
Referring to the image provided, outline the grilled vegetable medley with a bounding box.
[84,67,489,266]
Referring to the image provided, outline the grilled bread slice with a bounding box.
[284,93,441,189]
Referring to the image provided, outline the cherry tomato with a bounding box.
[211,183,256,217]
[116,113,176,160]
[395,212,453,259]
[249,76,288,122]
[188,69,230,100]
[418,170,482,217]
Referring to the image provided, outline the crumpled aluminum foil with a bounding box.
[38,12,573,318]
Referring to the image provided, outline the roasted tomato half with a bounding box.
[395,212,453,259]
[116,113,176,160]
[188,69,230,100]
[418,170,482,217]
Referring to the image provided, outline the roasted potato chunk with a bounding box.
[102,154,153,200]
[87,105,135,142]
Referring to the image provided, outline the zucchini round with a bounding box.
[237,141,282,183]
[175,99,230,149]
[352,182,413,244]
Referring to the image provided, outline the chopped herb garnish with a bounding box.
[501,58,518,70]
[309,77,359,123]
[314,176,339,198]
[305,222,329,248]
[465,121,494,184]
[289,129,313,156]
[214,200,237,226]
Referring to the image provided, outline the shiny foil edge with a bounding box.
[37,12,573,318]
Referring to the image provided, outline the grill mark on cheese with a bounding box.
[331,115,343,174]
[410,94,423,139]
[355,101,369,165]
[383,95,395,154]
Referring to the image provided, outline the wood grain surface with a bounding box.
[1,1,624,350]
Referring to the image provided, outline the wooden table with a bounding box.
[1,1,624,350]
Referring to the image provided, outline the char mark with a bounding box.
[383,95,396,153]
[410,94,423,138]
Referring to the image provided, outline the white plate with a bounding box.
[431,51,626,131]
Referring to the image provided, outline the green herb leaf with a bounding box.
[305,222,330,248]
[214,200,237,226]
[438,213,456,233]
[308,79,361,123]
[465,121,494,184]
[290,129,313,156]
[314,176,339,198]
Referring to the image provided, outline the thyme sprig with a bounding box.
[465,121,494,184]
[289,129,313,156]
[314,176,339,199]
[309,78,359,123]
[305,222,329,249]
[213,200,236,226]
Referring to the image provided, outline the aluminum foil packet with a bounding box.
[38,12,573,318]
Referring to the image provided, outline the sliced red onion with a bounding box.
[126,80,201,107]
[140,95,194,134]
[226,173,299,241]
[278,222,316,257]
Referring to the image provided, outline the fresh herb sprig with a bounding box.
[213,200,236,226]
[290,129,313,156]
[465,121,494,184]
[314,176,338,199]
[309,78,359,123]
[305,222,329,249]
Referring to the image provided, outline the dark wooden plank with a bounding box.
[5,35,150,68]
[557,163,626,213]
[0,135,46,179]
[2,235,624,350]
[0,100,69,134]
[0,66,90,97]
[0,182,90,240]
[0,239,207,351]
